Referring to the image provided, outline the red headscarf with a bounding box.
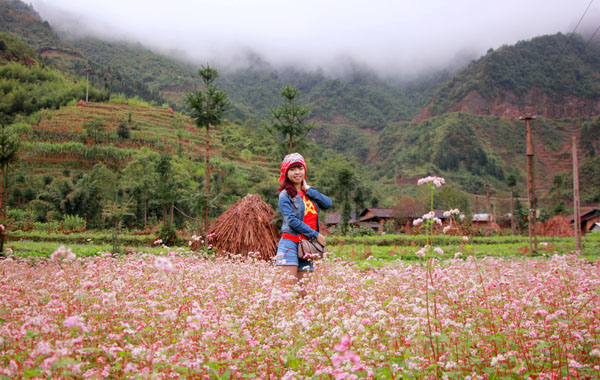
[279,152,307,182]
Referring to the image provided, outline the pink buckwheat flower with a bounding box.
[51,245,75,260]
[334,335,351,352]
[154,256,174,272]
[63,315,86,331]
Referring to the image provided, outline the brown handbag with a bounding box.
[290,193,326,261]
[298,239,326,261]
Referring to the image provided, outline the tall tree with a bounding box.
[336,168,355,233]
[155,154,175,225]
[269,85,315,155]
[185,65,229,233]
[0,117,19,220]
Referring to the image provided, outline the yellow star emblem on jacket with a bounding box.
[303,196,317,216]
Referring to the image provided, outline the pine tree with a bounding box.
[269,85,315,155]
[185,65,229,233]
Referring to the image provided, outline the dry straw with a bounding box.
[208,194,279,260]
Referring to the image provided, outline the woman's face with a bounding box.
[287,165,305,186]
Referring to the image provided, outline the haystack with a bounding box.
[483,222,503,236]
[543,216,573,237]
[207,194,279,260]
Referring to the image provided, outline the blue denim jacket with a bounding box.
[279,187,332,240]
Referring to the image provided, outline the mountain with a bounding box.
[2,0,599,210]
[414,33,600,122]
[0,0,167,105]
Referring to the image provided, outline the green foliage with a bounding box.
[109,94,152,107]
[62,214,85,231]
[0,61,109,116]
[375,113,518,192]
[428,33,600,115]
[0,32,38,64]
[117,123,130,139]
[186,65,230,129]
[580,116,600,157]
[268,85,315,155]
[578,155,600,203]
[158,221,179,246]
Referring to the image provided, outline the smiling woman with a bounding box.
[275,153,332,292]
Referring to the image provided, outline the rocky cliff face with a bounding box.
[413,90,600,123]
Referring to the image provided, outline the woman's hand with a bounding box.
[316,233,326,246]
[302,179,311,192]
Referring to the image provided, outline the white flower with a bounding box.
[154,256,173,272]
[51,246,75,261]
[422,211,435,220]
[434,247,444,255]
[413,218,423,226]
[462,236,469,242]
[443,225,451,234]
[454,252,462,259]
[417,176,445,187]
[416,248,426,258]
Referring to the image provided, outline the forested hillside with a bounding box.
[1,0,599,217]
[0,32,108,116]
[415,33,600,122]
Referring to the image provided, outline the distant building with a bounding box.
[358,208,395,232]
[324,212,357,229]
[472,213,491,228]
[568,208,600,233]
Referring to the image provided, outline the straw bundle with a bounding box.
[543,216,574,237]
[207,194,279,260]
[483,222,503,236]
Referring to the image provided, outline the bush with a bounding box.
[117,123,130,139]
[7,208,27,221]
[63,214,85,231]
[29,199,53,222]
[157,222,179,246]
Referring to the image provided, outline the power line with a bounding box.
[571,0,594,37]
[587,23,600,45]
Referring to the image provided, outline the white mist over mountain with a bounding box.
[29,0,600,78]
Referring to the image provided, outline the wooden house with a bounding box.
[568,207,600,233]
[358,208,396,232]
[324,212,357,229]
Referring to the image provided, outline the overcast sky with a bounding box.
[30,0,600,77]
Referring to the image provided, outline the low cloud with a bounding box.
[30,0,600,78]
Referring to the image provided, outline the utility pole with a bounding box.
[84,65,91,102]
[521,116,537,254]
[573,136,582,252]
[510,190,516,235]
[486,184,492,225]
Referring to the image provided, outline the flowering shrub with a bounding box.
[0,254,599,378]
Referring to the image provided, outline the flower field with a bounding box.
[1,252,599,379]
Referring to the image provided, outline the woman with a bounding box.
[275,153,332,287]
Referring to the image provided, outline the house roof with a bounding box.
[325,212,356,225]
[472,213,491,222]
[358,222,382,229]
[567,207,599,222]
[359,208,394,218]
